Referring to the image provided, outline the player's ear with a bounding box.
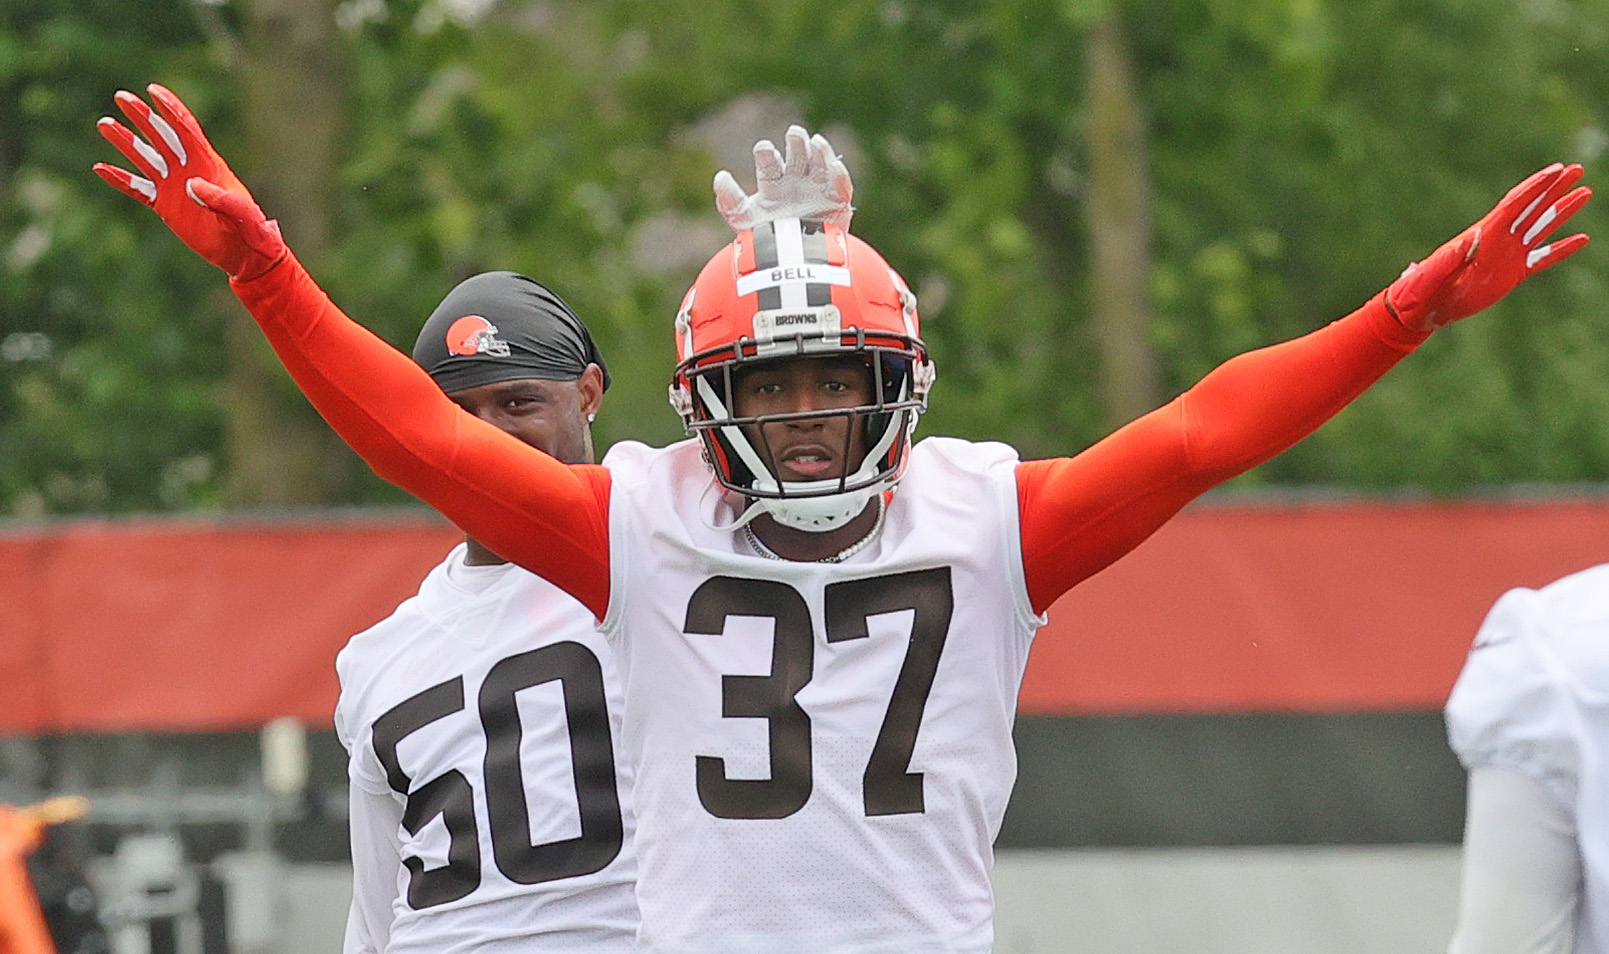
[577,364,605,419]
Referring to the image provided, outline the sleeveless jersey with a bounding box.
[335,544,639,953]
[600,436,1045,954]
[1446,563,1609,954]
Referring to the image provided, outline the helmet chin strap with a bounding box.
[697,480,768,533]
[696,479,875,534]
[739,427,894,532]
[757,485,880,531]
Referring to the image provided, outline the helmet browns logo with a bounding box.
[445,315,511,358]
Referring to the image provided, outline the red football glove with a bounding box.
[93,83,286,282]
[1386,163,1592,332]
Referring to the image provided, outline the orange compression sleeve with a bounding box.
[1016,291,1430,615]
[228,252,612,618]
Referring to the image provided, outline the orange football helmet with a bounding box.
[669,218,934,531]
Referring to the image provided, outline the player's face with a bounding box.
[447,369,601,465]
[730,356,874,482]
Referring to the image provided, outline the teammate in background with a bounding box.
[1445,565,1609,954]
[332,271,639,953]
[96,83,1591,953]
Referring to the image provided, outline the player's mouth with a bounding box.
[776,443,838,480]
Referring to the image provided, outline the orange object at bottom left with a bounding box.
[0,798,88,954]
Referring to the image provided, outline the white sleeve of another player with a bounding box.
[1445,587,1578,793]
[1445,587,1583,954]
[344,768,405,954]
[1447,767,1580,954]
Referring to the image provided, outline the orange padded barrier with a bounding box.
[1021,497,1609,714]
[5,499,1609,730]
[0,513,459,733]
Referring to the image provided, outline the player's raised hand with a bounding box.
[93,83,285,281]
[713,124,854,232]
[1387,163,1592,332]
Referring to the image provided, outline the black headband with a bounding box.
[411,271,610,393]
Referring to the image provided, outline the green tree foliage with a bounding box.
[3,0,1608,517]
[1136,0,1609,490]
[0,0,234,514]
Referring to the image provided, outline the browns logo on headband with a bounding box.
[412,271,610,393]
[445,315,511,358]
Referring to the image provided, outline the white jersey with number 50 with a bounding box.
[335,545,639,953]
[601,436,1044,954]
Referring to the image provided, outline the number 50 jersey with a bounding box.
[602,436,1044,954]
[335,544,639,953]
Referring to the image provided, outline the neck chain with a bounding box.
[742,500,886,564]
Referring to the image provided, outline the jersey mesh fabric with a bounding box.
[602,437,1039,954]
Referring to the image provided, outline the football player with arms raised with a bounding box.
[96,83,1590,953]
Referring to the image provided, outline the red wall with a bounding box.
[1022,497,1609,714]
[1,514,460,732]
[5,499,1607,733]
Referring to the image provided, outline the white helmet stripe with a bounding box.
[772,217,809,310]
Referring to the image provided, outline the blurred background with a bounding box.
[4,0,1609,950]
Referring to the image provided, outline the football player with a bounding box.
[326,129,847,952]
[1445,564,1609,954]
[97,83,1590,953]
[331,270,638,952]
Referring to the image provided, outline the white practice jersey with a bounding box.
[600,436,1045,954]
[335,544,639,953]
[1446,563,1609,954]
